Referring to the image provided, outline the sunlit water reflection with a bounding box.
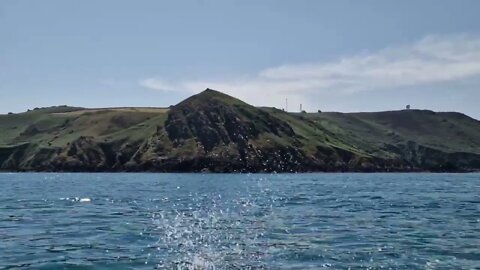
[0,173,479,269]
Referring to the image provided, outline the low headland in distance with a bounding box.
[1,89,480,173]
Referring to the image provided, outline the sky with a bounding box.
[1,0,480,118]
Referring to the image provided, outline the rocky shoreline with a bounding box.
[1,89,480,173]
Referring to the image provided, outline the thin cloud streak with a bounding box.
[139,78,177,92]
[140,34,480,109]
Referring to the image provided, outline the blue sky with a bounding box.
[1,0,480,118]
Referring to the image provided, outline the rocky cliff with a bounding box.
[1,89,479,172]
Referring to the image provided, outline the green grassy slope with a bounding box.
[1,89,479,172]
[267,109,480,154]
[0,107,167,147]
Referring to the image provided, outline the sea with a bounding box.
[0,173,478,269]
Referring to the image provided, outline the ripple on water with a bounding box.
[0,173,479,269]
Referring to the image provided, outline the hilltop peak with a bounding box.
[202,88,219,93]
[198,88,233,99]
[174,88,248,108]
[195,88,231,98]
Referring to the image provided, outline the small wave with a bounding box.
[59,197,91,202]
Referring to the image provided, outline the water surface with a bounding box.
[0,173,479,269]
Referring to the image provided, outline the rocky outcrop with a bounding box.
[1,89,479,172]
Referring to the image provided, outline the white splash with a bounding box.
[149,178,276,269]
[190,254,216,270]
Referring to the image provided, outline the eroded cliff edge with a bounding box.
[1,89,480,172]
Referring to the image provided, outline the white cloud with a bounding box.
[139,78,177,92]
[139,34,480,110]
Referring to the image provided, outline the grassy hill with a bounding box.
[1,89,479,172]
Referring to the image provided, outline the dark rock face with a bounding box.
[0,143,30,170]
[158,90,305,172]
[20,125,41,136]
[165,92,294,151]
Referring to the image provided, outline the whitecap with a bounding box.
[79,198,91,203]
[191,255,215,270]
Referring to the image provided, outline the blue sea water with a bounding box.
[0,173,479,269]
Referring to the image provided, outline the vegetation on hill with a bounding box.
[1,89,479,172]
